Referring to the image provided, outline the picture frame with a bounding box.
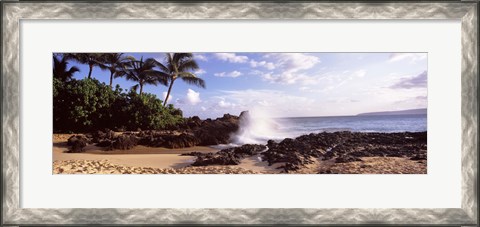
[2,1,477,225]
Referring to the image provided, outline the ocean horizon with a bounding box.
[231,113,427,145]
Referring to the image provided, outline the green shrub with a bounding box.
[117,91,183,130]
[53,78,183,132]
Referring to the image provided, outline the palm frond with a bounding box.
[68,66,80,74]
[173,53,193,64]
[155,59,170,73]
[53,55,80,81]
[180,74,206,88]
[131,84,140,92]
[177,59,199,72]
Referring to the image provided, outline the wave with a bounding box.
[232,109,292,145]
[230,112,427,146]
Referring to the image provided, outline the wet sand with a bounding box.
[54,142,215,169]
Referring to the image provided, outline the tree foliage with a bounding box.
[122,56,169,95]
[157,53,206,106]
[53,77,183,132]
[53,54,80,82]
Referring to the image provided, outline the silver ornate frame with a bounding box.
[2,2,477,225]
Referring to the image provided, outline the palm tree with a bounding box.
[122,56,169,95]
[99,53,129,87]
[53,54,80,82]
[66,53,106,79]
[156,53,205,106]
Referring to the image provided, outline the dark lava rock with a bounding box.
[296,131,352,150]
[109,135,137,150]
[261,131,427,172]
[221,144,267,157]
[318,169,334,174]
[138,131,199,149]
[192,152,241,166]
[96,140,113,147]
[193,114,240,146]
[67,135,88,153]
[262,138,320,172]
[190,144,267,166]
[139,113,242,147]
[176,116,203,130]
[410,153,427,160]
[161,133,200,149]
[335,155,362,163]
[91,129,115,143]
[322,150,337,160]
[180,152,204,156]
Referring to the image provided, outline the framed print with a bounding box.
[2,1,478,226]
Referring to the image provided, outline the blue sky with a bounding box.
[64,52,427,119]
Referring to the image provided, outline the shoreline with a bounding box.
[53,130,427,174]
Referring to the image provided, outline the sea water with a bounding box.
[231,114,427,145]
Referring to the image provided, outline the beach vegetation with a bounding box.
[53,77,183,132]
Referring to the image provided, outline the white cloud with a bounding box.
[263,69,367,89]
[195,69,206,75]
[250,60,275,70]
[194,54,208,62]
[201,106,207,111]
[264,53,320,73]
[352,69,367,78]
[186,89,201,105]
[214,70,243,78]
[261,72,318,85]
[388,53,426,63]
[218,100,236,108]
[214,53,248,63]
[252,53,321,85]
[208,89,315,118]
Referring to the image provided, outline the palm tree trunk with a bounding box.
[139,83,143,95]
[164,79,175,106]
[109,71,114,88]
[88,64,93,79]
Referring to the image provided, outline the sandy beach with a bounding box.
[53,134,283,173]
[53,133,426,174]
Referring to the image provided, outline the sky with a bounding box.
[63,52,427,119]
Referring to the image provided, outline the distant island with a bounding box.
[357,108,427,116]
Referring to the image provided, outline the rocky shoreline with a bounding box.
[66,112,243,153]
[180,131,426,172]
[59,112,427,174]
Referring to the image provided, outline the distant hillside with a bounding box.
[357,108,427,116]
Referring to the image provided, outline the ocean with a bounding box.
[231,114,427,145]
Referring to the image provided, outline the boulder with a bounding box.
[67,135,88,153]
[194,115,240,145]
[161,133,200,149]
[109,134,137,150]
[192,151,241,166]
[91,129,115,143]
[137,131,199,148]
[261,138,319,171]
[189,144,267,166]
